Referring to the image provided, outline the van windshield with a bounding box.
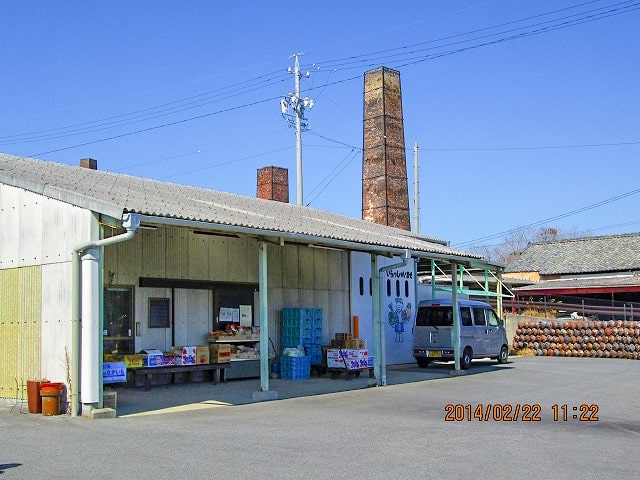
[416,306,453,327]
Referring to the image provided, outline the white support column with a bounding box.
[81,248,100,410]
[253,241,278,401]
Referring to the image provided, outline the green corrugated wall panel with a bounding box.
[0,266,42,400]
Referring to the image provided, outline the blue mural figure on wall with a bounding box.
[388,297,412,342]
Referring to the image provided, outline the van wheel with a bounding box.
[416,358,430,368]
[497,345,509,364]
[461,348,472,370]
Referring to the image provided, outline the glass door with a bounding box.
[104,287,134,354]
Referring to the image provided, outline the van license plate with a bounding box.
[428,351,441,358]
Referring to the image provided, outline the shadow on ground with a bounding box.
[112,360,513,417]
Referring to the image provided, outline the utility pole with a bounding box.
[281,53,314,205]
[412,140,420,233]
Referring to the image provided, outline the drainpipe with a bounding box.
[70,213,140,417]
[374,249,411,386]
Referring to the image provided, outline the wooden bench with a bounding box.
[132,363,230,391]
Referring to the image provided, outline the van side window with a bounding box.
[487,309,499,326]
[404,280,409,298]
[386,279,391,297]
[415,306,453,327]
[396,280,400,297]
[359,277,364,296]
[472,308,487,326]
[460,307,472,326]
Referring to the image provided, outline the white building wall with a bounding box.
[0,184,97,385]
[350,251,418,365]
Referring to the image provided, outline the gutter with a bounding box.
[70,213,140,417]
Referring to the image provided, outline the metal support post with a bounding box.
[451,262,460,371]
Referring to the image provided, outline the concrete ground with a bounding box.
[1,356,638,479]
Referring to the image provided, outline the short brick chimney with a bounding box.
[80,158,98,170]
[257,166,289,203]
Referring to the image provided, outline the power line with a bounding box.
[308,1,639,72]
[30,96,280,157]
[425,141,640,151]
[1,70,289,145]
[13,0,639,161]
[309,0,608,67]
[157,146,293,180]
[305,148,359,206]
[454,186,640,248]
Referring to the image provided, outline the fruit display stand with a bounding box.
[208,329,265,380]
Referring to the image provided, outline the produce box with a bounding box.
[334,332,353,340]
[172,346,196,365]
[345,339,366,349]
[123,354,144,368]
[104,354,124,362]
[162,353,175,366]
[196,346,210,364]
[141,349,164,367]
[209,344,231,363]
[326,349,369,370]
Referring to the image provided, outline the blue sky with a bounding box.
[2,1,639,250]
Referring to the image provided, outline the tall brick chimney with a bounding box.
[80,158,98,170]
[362,67,410,231]
[257,166,289,203]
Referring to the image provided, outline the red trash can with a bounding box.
[27,379,48,414]
[40,382,64,416]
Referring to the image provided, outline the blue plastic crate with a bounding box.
[282,317,300,328]
[280,355,311,380]
[312,324,322,336]
[310,334,322,345]
[282,335,311,348]
[304,344,322,356]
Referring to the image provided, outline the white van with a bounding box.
[412,298,508,369]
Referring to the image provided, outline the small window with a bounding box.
[487,309,500,327]
[149,298,171,328]
[460,307,472,326]
[369,278,372,296]
[359,277,364,296]
[386,279,391,297]
[404,280,409,298]
[473,307,487,326]
[395,280,400,297]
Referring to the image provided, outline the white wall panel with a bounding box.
[281,246,299,289]
[174,289,211,346]
[313,249,329,290]
[0,184,94,269]
[208,236,228,281]
[298,248,314,290]
[136,287,173,352]
[41,263,73,383]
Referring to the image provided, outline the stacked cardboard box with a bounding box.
[209,344,231,363]
[326,348,369,370]
[330,334,366,349]
[172,346,196,365]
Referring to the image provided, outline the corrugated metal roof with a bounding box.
[505,234,640,275]
[514,274,640,292]
[0,153,482,261]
